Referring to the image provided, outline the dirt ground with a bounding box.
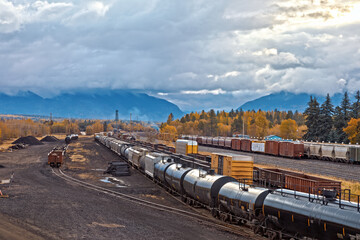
[0,136,259,240]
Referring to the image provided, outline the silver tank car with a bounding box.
[183,169,236,207]
[154,160,174,184]
[144,153,172,178]
[218,182,270,218]
[263,189,360,240]
[164,164,192,194]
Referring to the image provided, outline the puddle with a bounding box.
[92,169,106,171]
[100,177,128,188]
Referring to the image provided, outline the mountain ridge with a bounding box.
[238,91,345,112]
[0,90,183,121]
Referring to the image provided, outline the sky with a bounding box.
[1,0,360,112]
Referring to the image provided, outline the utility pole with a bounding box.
[242,116,245,137]
[115,110,119,130]
[130,113,132,136]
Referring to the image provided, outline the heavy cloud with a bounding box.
[1,0,360,111]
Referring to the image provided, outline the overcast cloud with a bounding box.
[1,0,360,111]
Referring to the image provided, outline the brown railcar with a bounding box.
[279,142,304,158]
[265,140,280,156]
[231,138,241,150]
[241,139,252,152]
[255,168,341,194]
[48,146,67,168]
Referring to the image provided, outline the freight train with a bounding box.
[182,135,360,163]
[95,134,360,239]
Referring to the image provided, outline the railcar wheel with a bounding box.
[57,163,61,168]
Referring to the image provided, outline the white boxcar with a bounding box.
[128,147,148,167]
[251,141,265,153]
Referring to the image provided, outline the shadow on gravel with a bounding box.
[0,165,5,168]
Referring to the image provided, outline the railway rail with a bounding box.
[51,168,263,239]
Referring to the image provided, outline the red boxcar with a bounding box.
[279,142,304,158]
[224,138,232,149]
[241,139,252,152]
[265,141,280,156]
[231,138,241,150]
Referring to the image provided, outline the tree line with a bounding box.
[160,109,306,141]
[304,91,360,144]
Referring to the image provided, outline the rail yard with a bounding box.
[0,133,359,239]
[0,136,257,240]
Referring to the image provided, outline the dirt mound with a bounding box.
[12,136,43,145]
[40,136,59,142]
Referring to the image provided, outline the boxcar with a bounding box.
[279,141,304,158]
[251,141,265,153]
[265,140,279,156]
[231,138,241,151]
[241,139,252,152]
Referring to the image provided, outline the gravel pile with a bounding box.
[12,136,43,145]
[40,136,59,142]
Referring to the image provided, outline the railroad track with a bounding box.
[51,168,263,239]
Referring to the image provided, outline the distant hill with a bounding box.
[238,91,344,112]
[0,90,183,121]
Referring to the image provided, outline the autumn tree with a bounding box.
[344,118,360,144]
[280,119,298,140]
[160,124,177,142]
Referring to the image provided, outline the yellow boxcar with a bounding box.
[176,139,198,155]
[211,153,253,184]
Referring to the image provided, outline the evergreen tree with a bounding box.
[334,92,351,143]
[231,114,243,133]
[352,90,360,119]
[303,96,320,141]
[286,110,294,119]
[209,109,218,136]
[319,94,333,142]
[166,113,173,124]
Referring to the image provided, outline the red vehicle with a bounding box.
[231,138,241,150]
[48,145,67,168]
[241,139,252,152]
[279,142,304,158]
[265,141,280,156]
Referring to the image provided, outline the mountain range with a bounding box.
[238,91,345,112]
[0,90,183,121]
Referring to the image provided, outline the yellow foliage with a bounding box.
[344,118,360,144]
[279,119,298,140]
[160,124,177,142]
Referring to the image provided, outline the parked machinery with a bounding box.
[95,134,360,239]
